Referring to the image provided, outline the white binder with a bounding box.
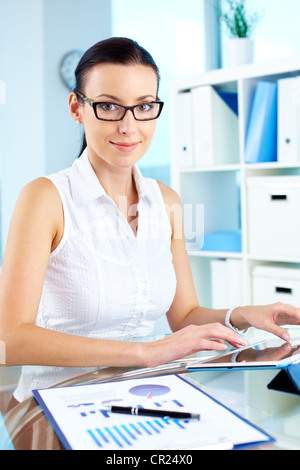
[226,258,243,306]
[191,86,239,167]
[211,259,228,309]
[278,76,300,163]
[211,258,243,309]
[176,91,194,168]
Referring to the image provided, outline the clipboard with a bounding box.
[33,374,275,450]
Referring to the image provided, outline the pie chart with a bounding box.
[128,384,171,397]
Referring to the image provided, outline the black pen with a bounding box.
[108,405,200,420]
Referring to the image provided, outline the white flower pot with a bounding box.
[226,38,254,67]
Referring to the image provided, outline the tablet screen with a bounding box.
[187,338,300,370]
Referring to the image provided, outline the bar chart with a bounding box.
[70,384,191,449]
[33,374,273,449]
[86,416,191,449]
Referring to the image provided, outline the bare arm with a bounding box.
[0,179,143,367]
[157,182,300,346]
[0,179,247,369]
[158,182,231,331]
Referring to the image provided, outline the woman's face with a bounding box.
[70,63,159,171]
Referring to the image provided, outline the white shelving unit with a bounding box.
[170,57,300,308]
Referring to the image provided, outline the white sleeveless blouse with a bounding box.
[14,150,177,401]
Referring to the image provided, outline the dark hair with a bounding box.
[73,37,161,157]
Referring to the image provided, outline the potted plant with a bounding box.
[214,0,263,67]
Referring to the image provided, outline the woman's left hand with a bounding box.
[231,302,300,341]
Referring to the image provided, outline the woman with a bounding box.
[0,38,299,389]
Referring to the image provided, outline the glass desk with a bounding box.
[1,329,300,450]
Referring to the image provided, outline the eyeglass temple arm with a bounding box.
[77,92,94,107]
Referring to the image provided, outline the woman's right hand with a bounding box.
[140,323,248,368]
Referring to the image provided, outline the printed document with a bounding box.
[33,374,273,450]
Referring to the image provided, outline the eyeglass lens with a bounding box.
[95,102,161,121]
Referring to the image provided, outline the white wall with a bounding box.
[220,0,300,65]
[0,0,112,257]
[0,0,45,257]
[112,0,206,172]
[43,0,112,175]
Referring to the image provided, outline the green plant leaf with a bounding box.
[212,0,263,39]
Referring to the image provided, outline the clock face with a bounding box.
[60,50,84,90]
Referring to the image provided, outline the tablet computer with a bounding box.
[186,337,300,371]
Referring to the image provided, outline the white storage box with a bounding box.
[247,176,300,258]
[252,265,300,306]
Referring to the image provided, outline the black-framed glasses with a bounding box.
[76,92,164,121]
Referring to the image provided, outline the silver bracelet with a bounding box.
[230,351,240,362]
[225,305,245,335]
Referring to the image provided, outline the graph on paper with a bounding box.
[66,381,190,449]
[33,374,273,450]
[86,416,191,449]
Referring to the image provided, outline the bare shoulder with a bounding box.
[20,176,60,200]
[156,180,182,207]
[17,177,62,214]
[156,181,183,239]
[11,177,63,244]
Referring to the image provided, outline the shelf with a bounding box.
[188,251,300,264]
[244,162,300,171]
[188,250,243,259]
[172,56,300,93]
[180,162,300,174]
[180,164,241,173]
[246,254,300,264]
[172,58,300,308]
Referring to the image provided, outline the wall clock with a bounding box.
[60,50,83,90]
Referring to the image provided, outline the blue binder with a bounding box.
[245,81,278,163]
[217,91,239,116]
[201,230,242,252]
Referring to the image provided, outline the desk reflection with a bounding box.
[2,330,300,450]
[5,362,190,450]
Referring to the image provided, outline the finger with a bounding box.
[263,321,290,342]
[208,335,247,349]
[226,336,248,348]
[273,303,300,326]
[210,338,226,345]
[282,342,292,353]
[202,323,247,347]
[197,339,227,352]
[261,343,292,361]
